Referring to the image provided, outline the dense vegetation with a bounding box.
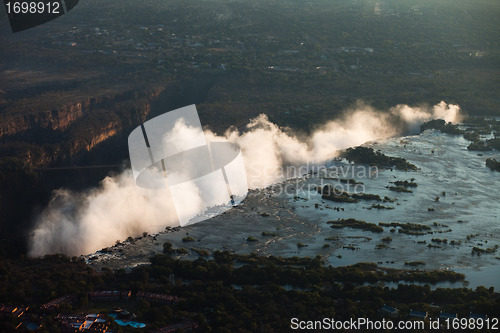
[421,118,500,152]
[379,222,432,236]
[393,180,418,188]
[1,252,499,332]
[486,158,500,172]
[420,119,463,135]
[340,146,418,171]
[327,218,384,233]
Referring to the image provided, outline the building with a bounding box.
[409,310,428,320]
[469,313,488,320]
[0,304,28,317]
[41,295,77,311]
[379,304,399,316]
[56,313,111,333]
[136,292,182,305]
[88,291,131,302]
[439,312,457,319]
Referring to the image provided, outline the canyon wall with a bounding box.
[0,87,165,167]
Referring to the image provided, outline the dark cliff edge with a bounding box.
[0,87,164,166]
[0,75,220,256]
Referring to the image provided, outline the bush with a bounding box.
[486,158,500,172]
[341,146,417,171]
[328,218,383,233]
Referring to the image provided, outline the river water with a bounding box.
[85,129,500,289]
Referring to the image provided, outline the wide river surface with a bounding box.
[86,129,500,289]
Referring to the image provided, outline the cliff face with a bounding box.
[0,103,83,137]
[0,89,163,139]
[0,73,220,168]
[69,117,121,154]
[0,86,165,167]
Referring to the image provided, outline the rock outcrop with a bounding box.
[0,86,165,167]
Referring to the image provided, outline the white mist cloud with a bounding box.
[391,101,462,133]
[29,101,461,257]
[29,173,180,256]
